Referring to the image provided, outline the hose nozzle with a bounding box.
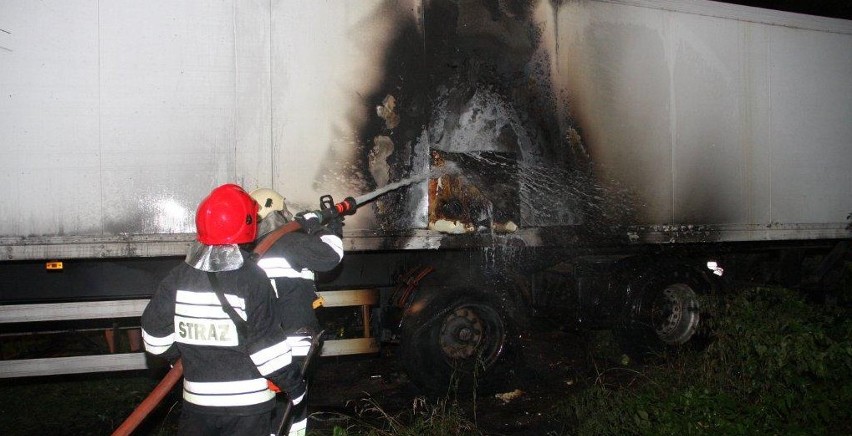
[319,195,358,222]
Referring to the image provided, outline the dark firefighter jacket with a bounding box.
[255,227,343,344]
[141,256,300,415]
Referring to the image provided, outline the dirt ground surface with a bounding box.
[307,326,590,435]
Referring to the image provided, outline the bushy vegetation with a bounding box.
[557,286,852,435]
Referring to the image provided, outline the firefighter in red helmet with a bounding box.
[141,184,305,435]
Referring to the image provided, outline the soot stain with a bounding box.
[319,1,629,233]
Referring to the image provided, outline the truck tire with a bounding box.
[399,289,511,396]
[617,266,709,358]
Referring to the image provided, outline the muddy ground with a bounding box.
[307,326,592,435]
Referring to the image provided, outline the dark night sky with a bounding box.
[713,0,852,20]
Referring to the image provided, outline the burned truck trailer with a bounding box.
[1,0,851,391]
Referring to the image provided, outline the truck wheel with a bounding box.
[646,282,700,346]
[400,291,510,396]
[617,268,707,358]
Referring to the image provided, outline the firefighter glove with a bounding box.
[270,366,307,403]
[327,216,344,238]
[294,212,323,235]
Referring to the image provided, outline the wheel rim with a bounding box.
[438,304,505,370]
[650,283,700,345]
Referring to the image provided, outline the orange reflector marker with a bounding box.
[312,296,325,309]
[46,261,64,270]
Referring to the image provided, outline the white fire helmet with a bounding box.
[250,188,288,220]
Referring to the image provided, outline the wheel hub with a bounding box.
[650,284,700,345]
[439,307,484,360]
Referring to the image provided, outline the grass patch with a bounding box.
[555,286,852,435]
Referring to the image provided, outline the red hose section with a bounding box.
[111,359,184,436]
[253,220,303,256]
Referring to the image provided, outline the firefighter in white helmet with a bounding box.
[141,184,306,435]
[250,187,344,436]
[252,187,294,231]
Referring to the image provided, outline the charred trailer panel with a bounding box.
[347,0,852,394]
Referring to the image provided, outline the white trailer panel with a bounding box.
[551,0,852,231]
[0,1,102,237]
[1,1,243,238]
[0,0,402,244]
[98,1,241,236]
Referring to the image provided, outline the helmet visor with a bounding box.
[185,242,245,272]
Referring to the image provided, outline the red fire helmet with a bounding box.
[195,184,258,245]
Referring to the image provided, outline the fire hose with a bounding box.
[111,195,358,436]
